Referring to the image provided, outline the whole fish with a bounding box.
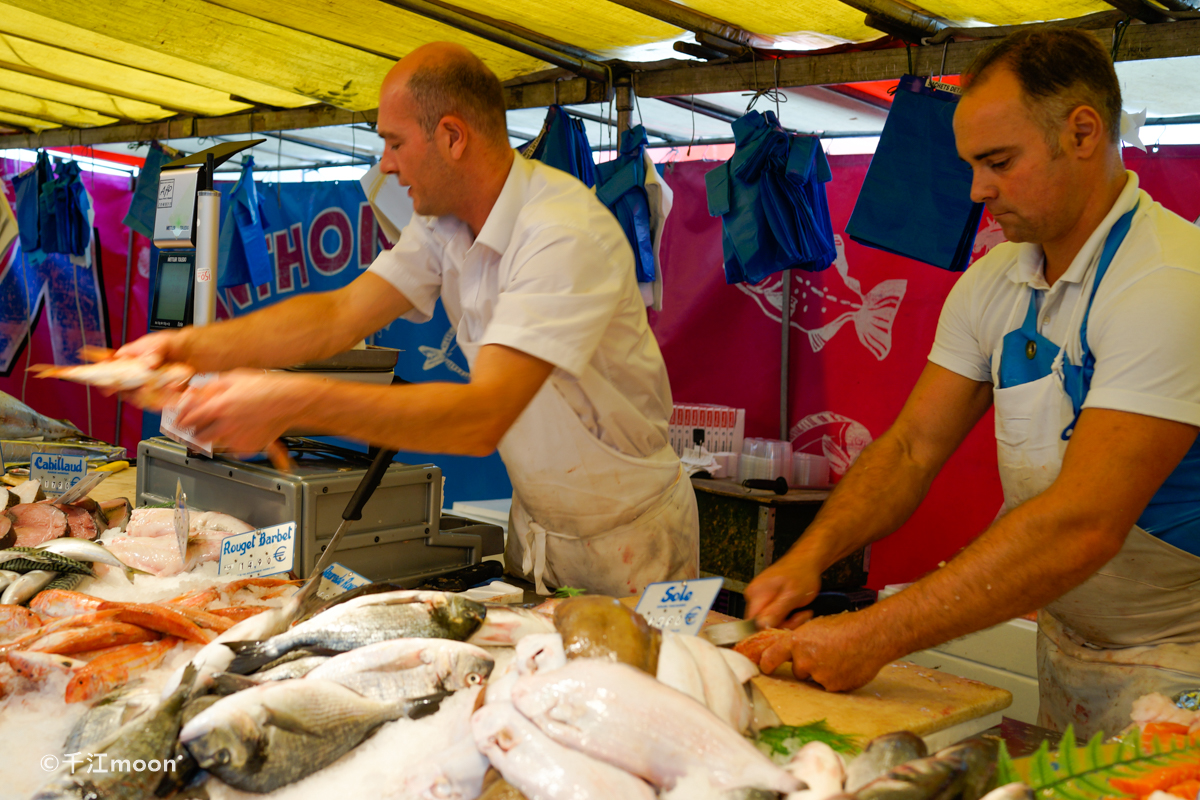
[304,638,494,702]
[66,637,179,703]
[164,603,235,633]
[856,753,968,800]
[30,589,108,617]
[0,602,41,638]
[0,546,96,576]
[36,538,143,582]
[467,605,556,647]
[935,739,999,800]
[212,655,333,693]
[63,680,162,753]
[511,659,798,793]
[0,389,82,440]
[42,572,86,592]
[109,602,213,644]
[2,569,57,604]
[554,595,662,674]
[0,569,18,593]
[978,784,1033,800]
[180,678,427,793]
[474,701,657,800]
[33,664,197,800]
[784,741,846,800]
[28,621,159,655]
[226,590,487,674]
[0,609,122,651]
[845,732,929,793]
[5,649,84,682]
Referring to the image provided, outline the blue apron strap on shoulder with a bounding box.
[1060,202,1139,440]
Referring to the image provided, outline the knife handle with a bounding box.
[343,446,397,522]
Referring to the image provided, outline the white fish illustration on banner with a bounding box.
[418,327,470,379]
[735,235,907,360]
[790,411,873,477]
[972,214,1007,260]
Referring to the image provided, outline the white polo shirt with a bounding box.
[930,171,1200,427]
[368,152,673,458]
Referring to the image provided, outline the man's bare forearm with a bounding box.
[789,432,941,570]
[179,292,365,372]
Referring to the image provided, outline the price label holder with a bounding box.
[316,562,372,601]
[30,452,88,496]
[218,522,296,578]
[635,576,724,635]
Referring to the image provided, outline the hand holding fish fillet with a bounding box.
[31,350,194,401]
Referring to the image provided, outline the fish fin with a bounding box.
[852,279,907,360]
[404,689,452,720]
[212,672,259,695]
[225,641,277,675]
[264,707,324,737]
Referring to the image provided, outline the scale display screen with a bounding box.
[150,251,195,330]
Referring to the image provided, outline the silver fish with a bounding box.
[511,659,798,793]
[212,656,333,694]
[180,678,435,793]
[1,569,57,605]
[856,751,968,800]
[35,538,143,582]
[34,665,197,800]
[845,731,929,793]
[226,590,487,674]
[0,568,19,593]
[0,390,81,441]
[978,784,1034,800]
[63,680,161,754]
[304,639,493,702]
[934,739,999,800]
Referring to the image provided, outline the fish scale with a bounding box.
[0,547,96,576]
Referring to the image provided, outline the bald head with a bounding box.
[382,42,508,146]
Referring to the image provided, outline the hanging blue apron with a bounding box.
[989,203,1200,739]
[595,124,656,283]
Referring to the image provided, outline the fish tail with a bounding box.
[852,279,907,360]
[225,641,279,675]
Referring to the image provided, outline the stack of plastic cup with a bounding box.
[711,452,739,480]
[738,438,793,484]
[791,452,831,487]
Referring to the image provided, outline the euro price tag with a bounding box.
[635,576,724,635]
[31,452,88,496]
[316,562,372,601]
[218,522,296,578]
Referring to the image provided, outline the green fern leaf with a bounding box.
[997,740,1021,787]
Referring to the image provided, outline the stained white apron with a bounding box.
[989,214,1200,740]
[456,336,699,598]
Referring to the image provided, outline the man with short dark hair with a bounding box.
[120,42,700,597]
[745,28,1200,736]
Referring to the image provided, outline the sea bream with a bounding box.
[302,638,494,703]
[473,701,657,800]
[226,590,488,674]
[510,659,799,793]
[0,389,82,440]
[180,678,430,793]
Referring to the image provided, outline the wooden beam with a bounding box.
[837,0,951,40]
[1105,0,1175,23]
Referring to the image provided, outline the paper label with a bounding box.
[30,452,88,496]
[218,522,297,579]
[634,576,724,635]
[173,479,189,561]
[160,373,215,456]
[316,562,372,601]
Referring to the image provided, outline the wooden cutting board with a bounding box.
[620,599,1012,743]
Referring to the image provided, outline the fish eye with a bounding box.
[215,749,231,766]
[468,673,484,685]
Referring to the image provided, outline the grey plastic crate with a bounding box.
[136,437,499,584]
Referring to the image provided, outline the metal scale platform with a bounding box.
[136,436,502,585]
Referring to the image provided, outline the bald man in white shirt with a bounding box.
[120,42,699,597]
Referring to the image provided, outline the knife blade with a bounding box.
[699,592,857,647]
[55,471,109,505]
[173,479,189,562]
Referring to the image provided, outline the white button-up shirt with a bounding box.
[930,171,1200,427]
[368,153,673,458]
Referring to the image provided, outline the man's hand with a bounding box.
[114,330,191,369]
[758,612,893,692]
[172,370,314,454]
[744,548,823,630]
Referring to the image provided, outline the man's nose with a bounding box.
[379,150,397,175]
[970,169,997,204]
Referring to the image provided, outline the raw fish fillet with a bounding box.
[103,533,223,577]
[125,507,176,538]
[8,503,67,547]
[57,504,98,540]
[32,355,193,393]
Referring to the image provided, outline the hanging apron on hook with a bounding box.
[596,124,656,284]
[218,156,273,289]
[523,105,596,188]
[989,202,1200,740]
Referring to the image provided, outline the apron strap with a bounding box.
[1060,202,1140,441]
[521,519,551,596]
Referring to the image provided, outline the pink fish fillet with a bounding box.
[104,533,224,577]
[125,507,178,538]
[8,503,67,547]
[511,660,798,793]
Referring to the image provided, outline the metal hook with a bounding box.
[939,38,953,82]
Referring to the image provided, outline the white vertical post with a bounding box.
[193,190,220,327]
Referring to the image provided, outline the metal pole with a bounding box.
[780,272,790,441]
[115,217,135,447]
[194,157,220,328]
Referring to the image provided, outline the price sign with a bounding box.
[218,522,296,578]
[634,577,724,635]
[31,452,88,496]
[316,563,372,601]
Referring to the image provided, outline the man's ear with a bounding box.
[439,115,470,160]
[1067,104,1106,159]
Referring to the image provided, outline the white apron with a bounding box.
[456,336,699,598]
[989,209,1200,740]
